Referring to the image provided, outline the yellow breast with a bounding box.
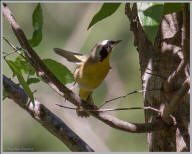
[74,57,111,91]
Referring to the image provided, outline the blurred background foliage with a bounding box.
[3,3,147,152]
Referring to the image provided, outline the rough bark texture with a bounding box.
[125,3,189,152]
[3,75,94,152]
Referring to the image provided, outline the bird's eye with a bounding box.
[107,46,111,51]
[99,47,108,62]
[104,45,111,53]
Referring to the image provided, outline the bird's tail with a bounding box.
[79,89,94,104]
[76,89,95,117]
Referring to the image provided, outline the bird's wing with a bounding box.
[53,48,87,63]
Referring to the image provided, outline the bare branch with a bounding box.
[162,78,190,124]
[3,75,94,152]
[162,3,190,125]
[163,3,189,93]
[3,3,169,134]
[163,60,186,92]
[125,2,190,151]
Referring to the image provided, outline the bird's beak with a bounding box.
[110,40,122,48]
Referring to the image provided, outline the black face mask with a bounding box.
[99,45,111,62]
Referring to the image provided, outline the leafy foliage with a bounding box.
[137,3,164,44]
[3,3,75,103]
[5,59,35,104]
[15,56,35,76]
[88,3,121,29]
[163,3,182,15]
[27,77,40,85]
[29,3,43,47]
[137,2,185,44]
[43,59,74,85]
[87,2,188,44]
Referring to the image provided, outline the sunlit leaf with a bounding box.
[137,3,164,44]
[15,56,35,75]
[29,3,43,47]
[29,29,42,47]
[5,59,35,105]
[43,59,74,84]
[88,3,121,29]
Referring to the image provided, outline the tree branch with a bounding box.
[3,3,169,134]
[3,75,94,152]
[163,3,190,93]
[125,2,189,151]
[162,78,190,124]
[181,3,189,63]
[161,3,190,124]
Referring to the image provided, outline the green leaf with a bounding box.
[29,29,42,47]
[27,77,40,85]
[29,3,43,47]
[32,3,43,30]
[137,3,164,44]
[43,59,74,85]
[15,56,35,75]
[3,90,9,100]
[87,3,121,29]
[163,3,182,15]
[5,59,35,105]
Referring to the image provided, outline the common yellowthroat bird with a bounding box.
[54,40,121,117]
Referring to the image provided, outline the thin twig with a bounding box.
[99,89,161,108]
[3,36,26,59]
[98,106,160,113]
[102,90,143,107]
[3,36,17,50]
[56,104,77,110]
[3,51,17,57]
[56,104,161,113]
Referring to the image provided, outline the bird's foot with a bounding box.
[76,106,89,118]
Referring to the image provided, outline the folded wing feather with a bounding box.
[53,48,87,63]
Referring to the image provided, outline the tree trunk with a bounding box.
[125,3,190,152]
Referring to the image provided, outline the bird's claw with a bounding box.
[76,106,89,118]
